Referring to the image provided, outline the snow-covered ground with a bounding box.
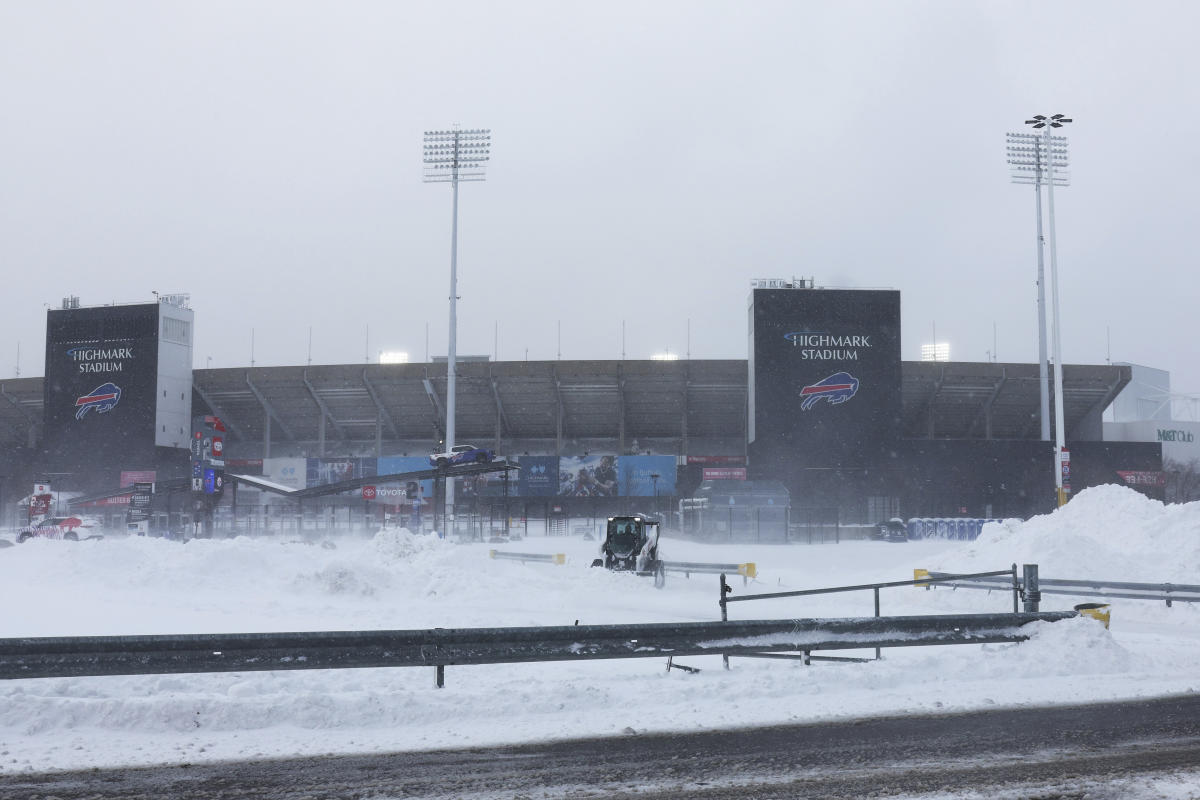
[1,484,1198,775]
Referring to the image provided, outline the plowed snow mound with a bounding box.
[933,484,1200,583]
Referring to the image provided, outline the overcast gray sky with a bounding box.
[2,1,1197,396]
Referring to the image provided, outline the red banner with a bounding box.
[702,467,747,481]
[79,494,133,507]
[687,456,746,465]
[1117,470,1166,487]
[120,470,157,488]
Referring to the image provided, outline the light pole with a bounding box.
[1006,127,1068,446]
[1024,114,1073,506]
[423,126,490,530]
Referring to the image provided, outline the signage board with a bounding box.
[1117,470,1166,487]
[618,455,677,496]
[127,481,153,523]
[43,303,161,488]
[517,456,559,497]
[702,467,747,481]
[748,288,902,477]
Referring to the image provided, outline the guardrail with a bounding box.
[919,570,1200,607]
[0,611,1073,688]
[662,560,757,584]
[489,550,566,565]
[717,567,1023,662]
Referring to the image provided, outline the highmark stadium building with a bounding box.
[0,285,1164,535]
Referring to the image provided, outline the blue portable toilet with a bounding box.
[907,518,921,540]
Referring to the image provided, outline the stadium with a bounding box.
[0,284,1162,538]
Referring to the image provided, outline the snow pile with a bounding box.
[1,485,1199,774]
[933,484,1200,583]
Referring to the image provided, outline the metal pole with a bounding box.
[1044,124,1067,508]
[446,147,459,530]
[1012,562,1019,614]
[1022,564,1041,613]
[874,587,881,660]
[1034,178,1051,443]
[719,573,731,670]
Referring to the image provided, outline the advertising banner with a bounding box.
[558,455,619,497]
[1117,470,1166,487]
[686,456,746,465]
[459,468,515,499]
[119,470,157,488]
[748,288,901,473]
[306,457,377,487]
[30,483,52,523]
[619,455,677,497]
[702,467,746,481]
[377,455,434,508]
[517,456,559,497]
[42,304,161,489]
[262,458,307,490]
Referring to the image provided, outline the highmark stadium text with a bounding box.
[783,334,873,361]
[67,347,135,372]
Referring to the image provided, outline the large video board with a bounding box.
[43,304,160,486]
[748,288,901,474]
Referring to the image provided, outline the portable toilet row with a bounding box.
[906,518,1003,541]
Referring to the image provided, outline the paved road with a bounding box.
[4,694,1200,799]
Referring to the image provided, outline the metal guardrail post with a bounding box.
[436,664,444,688]
[874,586,881,660]
[1023,564,1041,613]
[719,573,731,670]
[1011,563,1019,614]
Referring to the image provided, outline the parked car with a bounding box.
[429,444,495,468]
[16,516,84,543]
[871,517,909,543]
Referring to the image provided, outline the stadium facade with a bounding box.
[0,287,1165,532]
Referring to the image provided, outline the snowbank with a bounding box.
[1,486,1198,774]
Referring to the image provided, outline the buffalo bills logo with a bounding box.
[75,382,122,420]
[799,372,859,410]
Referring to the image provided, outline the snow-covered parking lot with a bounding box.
[1,484,1198,775]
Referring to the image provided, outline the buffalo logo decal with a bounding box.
[799,372,859,410]
[75,382,122,420]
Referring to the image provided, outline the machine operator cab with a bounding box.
[591,514,666,588]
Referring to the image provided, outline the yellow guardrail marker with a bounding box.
[914,568,931,588]
[737,563,757,579]
[553,553,566,565]
[1074,603,1111,629]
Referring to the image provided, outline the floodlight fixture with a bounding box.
[1005,132,1069,187]
[379,351,409,365]
[423,128,491,183]
[422,124,491,528]
[919,342,950,363]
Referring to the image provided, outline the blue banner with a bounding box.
[377,455,434,507]
[518,455,559,497]
[618,455,677,497]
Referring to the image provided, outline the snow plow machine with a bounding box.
[591,514,666,588]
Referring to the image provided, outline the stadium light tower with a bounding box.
[1006,124,1069,446]
[1014,114,1072,506]
[423,126,490,529]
